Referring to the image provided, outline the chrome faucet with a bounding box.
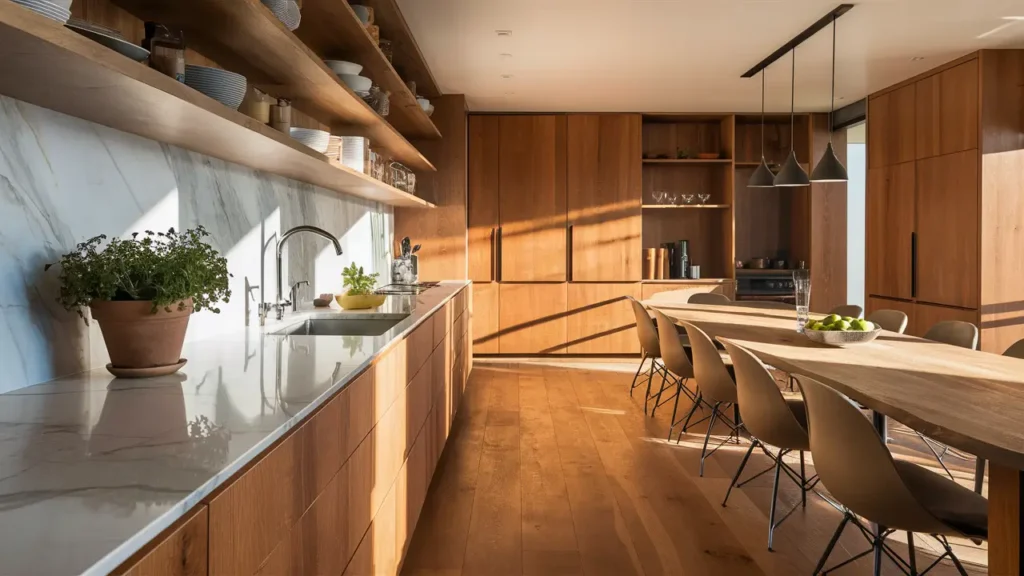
[274,226,343,320]
[244,276,260,326]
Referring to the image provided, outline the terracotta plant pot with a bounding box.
[90,298,192,374]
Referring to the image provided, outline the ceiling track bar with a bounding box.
[740,4,855,78]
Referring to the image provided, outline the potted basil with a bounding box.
[335,263,384,310]
[46,226,231,377]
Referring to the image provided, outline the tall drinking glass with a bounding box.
[793,269,811,332]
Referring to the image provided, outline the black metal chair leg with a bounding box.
[940,536,970,576]
[767,450,785,551]
[643,360,656,413]
[800,451,807,508]
[698,406,720,477]
[629,352,647,397]
[665,378,684,441]
[651,369,669,417]
[722,439,757,507]
[813,513,850,575]
[906,532,917,575]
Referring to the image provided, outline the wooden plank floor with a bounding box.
[401,361,988,576]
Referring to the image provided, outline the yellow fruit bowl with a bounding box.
[334,293,386,310]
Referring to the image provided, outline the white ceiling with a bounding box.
[398,0,1024,112]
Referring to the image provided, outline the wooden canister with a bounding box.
[270,99,291,133]
[654,248,667,279]
[643,248,656,280]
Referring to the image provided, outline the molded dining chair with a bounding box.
[627,297,670,414]
[688,292,731,305]
[678,320,741,476]
[738,301,795,310]
[917,320,979,483]
[829,304,864,318]
[867,309,909,334]
[652,309,702,440]
[721,340,818,551]
[800,376,986,576]
[973,337,1024,494]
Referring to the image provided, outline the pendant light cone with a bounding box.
[774,49,810,187]
[810,141,848,182]
[749,159,776,187]
[748,69,776,188]
[811,14,848,183]
[775,150,810,187]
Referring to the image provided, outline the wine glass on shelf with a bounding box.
[668,192,680,205]
[682,194,695,205]
[652,190,667,205]
[697,193,711,206]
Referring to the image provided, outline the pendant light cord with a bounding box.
[761,70,766,159]
[790,49,795,152]
[828,14,836,141]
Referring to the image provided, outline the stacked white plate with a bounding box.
[11,0,71,23]
[261,0,300,30]
[290,128,330,154]
[184,65,247,110]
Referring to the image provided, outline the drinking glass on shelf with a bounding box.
[793,269,811,332]
[682,194,695,205]
[668,192,680,205]
[697,193,711,205]
[652,190,667,204]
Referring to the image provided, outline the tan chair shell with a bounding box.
[1003,338,1024,359]
[829,304,863,318]
[867,309,908,334]
[799,376,987,538]
[653,309,694,380]
[688,292,731,305]
[924,320,978,350]
[739,301,795,310]
[722,341,808,451]
[627,296,661,358]
[679,321,736,404]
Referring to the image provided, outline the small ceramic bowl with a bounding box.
[324,60,363,75]
[339,74,372,92]
[350,4,371,24]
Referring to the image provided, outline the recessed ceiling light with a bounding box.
[501,74,514,79]
[500,53,512,58]
[911,56,926,62]
[496,30,512,36]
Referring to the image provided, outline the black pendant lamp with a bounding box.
[748,70,776,187]
[774,48,810,187]
[810,14,849,182]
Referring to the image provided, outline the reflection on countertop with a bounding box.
[0,281,469,576]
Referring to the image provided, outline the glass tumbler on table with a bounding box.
[793,269,811,332]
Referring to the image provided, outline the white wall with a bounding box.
[0,96,393,392]
[846,141,866,311]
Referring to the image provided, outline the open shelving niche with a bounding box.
[641,114,736,280]
[0,0,439,208]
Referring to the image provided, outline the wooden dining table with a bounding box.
[646,299,1024,575]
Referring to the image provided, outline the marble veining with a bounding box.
[0,281,468,576]
[0,94,394,393]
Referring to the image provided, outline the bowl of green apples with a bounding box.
[803,314,882,345]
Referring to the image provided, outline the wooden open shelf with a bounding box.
[0,4,432,208]
[294,0,440,140]
[642,158,731,165]
[642,204,730,209]
[111,0,436,171]
[364,0,441,99]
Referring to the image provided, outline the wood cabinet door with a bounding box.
[866,163,915,300]
[915,73,941,160]
[566,283,641,354]
[498,283,567,354]
[868,84,915,168]
[916,151,980,309]
[939,59,979,155]
[910,302,979,339]
[468,115,500,282]
[567,114,642,281]
[119,507,208,576]
[471,282,499,354]
[498,115,567,282]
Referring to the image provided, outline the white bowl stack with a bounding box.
[290,128,331,154]
[184,65,248,110]
[12,0,71,23]
[261,0,301,30]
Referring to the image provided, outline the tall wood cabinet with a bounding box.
[866,50,1024,352]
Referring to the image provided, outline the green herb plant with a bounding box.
[45,226,231,323]
[341,263,379,296]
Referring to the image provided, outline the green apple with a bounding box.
[822,314,841,326]
[850,319,868,331]
[835,320,851,331]
[805,319,817,330]
[842,316,854,323]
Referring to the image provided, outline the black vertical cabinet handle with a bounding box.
[496,226,503,283]
[567,224,573,282]
[489,227,496,282]
[910,232,917,298]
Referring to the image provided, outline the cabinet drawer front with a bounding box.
[472,283,500,354]
[498,283,568,354]
[119,506,208,576]
[566,283,641,354]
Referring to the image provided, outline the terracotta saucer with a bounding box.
[106,358,187,379]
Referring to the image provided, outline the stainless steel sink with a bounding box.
[274,316,407,337]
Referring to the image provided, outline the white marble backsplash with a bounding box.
[0,95,394,393]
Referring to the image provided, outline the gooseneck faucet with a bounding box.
[268,225,343,321]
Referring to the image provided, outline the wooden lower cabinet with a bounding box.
[566,283,640,354]
[117,506,208,576]
[641,281,735,301]
[498,283,568,354]
[472,282,499,354]
[866,296,978,340]
[121,286,471,576]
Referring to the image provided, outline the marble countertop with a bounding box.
[0,281,469,576]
